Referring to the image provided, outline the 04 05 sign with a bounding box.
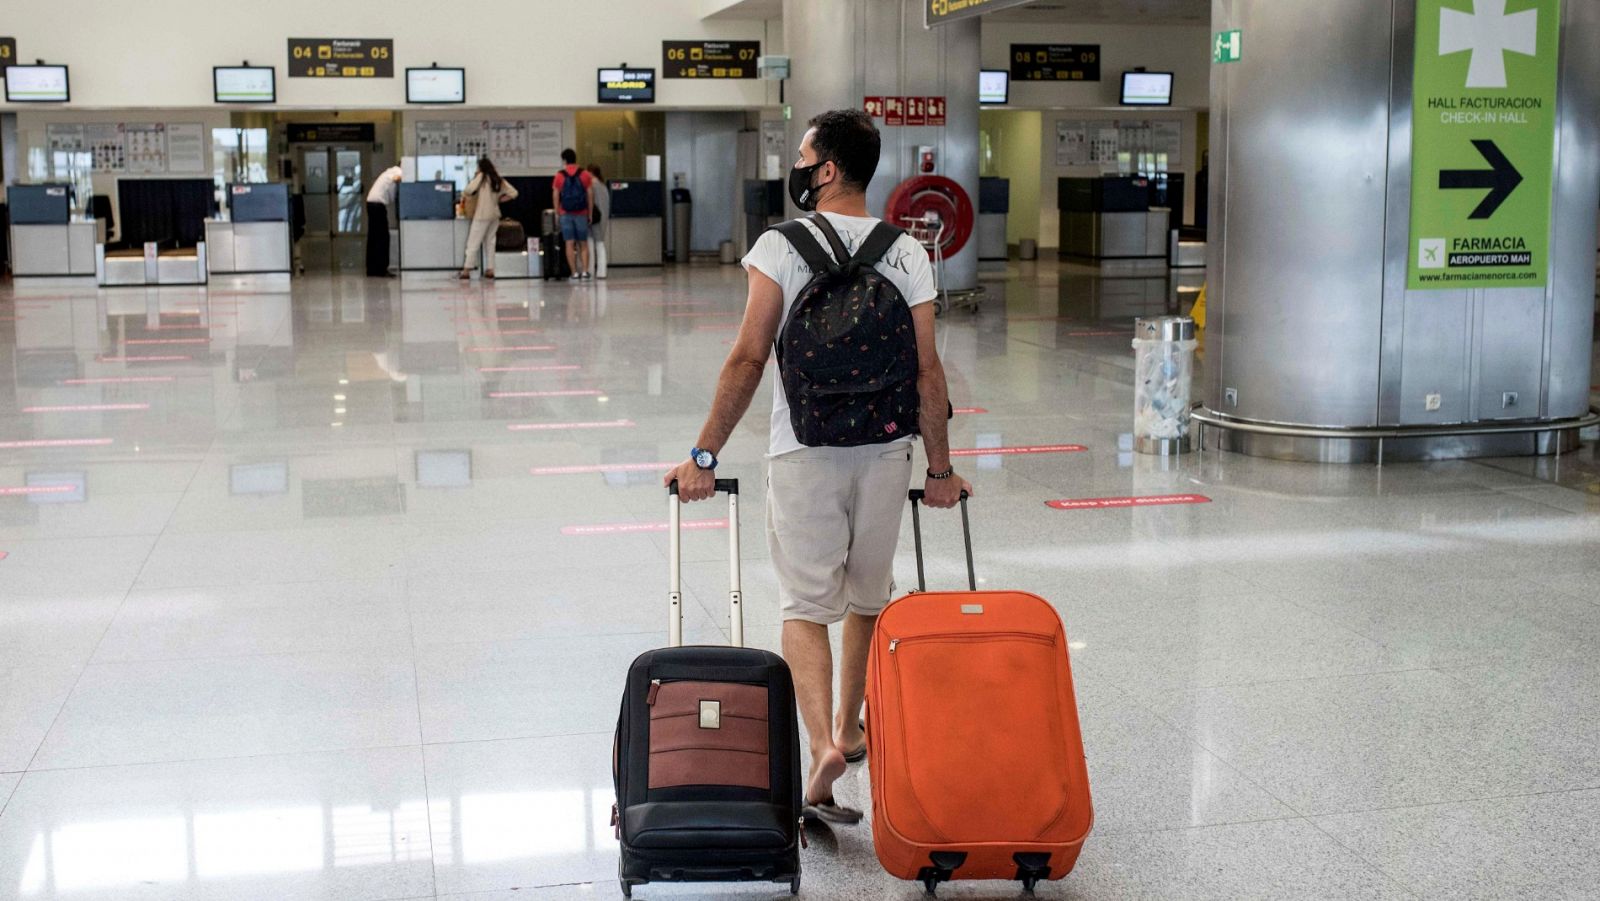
[287,38,394,78]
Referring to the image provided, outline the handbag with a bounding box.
[462,188,479,219]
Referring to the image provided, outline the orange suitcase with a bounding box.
[866,491,1093,895]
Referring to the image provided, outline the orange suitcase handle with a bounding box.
[907,489,974,592]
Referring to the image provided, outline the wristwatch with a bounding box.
[691,447,719,471]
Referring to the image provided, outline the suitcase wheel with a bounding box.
[790,875,801,895]
[619,878,633,898]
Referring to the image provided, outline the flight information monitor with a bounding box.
[407,67,466,104]
[5,65,70,102]
[1121,71,1173,106]
[598,68,655,104]
[214,66,276,103]
[979,69,1009,104]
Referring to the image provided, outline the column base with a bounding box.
[1193,408,1600,464]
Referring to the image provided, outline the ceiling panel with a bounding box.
[984,0,1209,25]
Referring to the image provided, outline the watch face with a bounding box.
[694,450,713,468]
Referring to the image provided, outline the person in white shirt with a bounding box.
[459,156,519,280]
[365,165,402,277]
[664,109,970,825]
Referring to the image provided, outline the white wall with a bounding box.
[980,22,1210,246]
[0,1,782,109]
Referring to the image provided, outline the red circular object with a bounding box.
[885,175,975,259]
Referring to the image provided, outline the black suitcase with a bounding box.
[540,231,570,280]
[612,479,803,898]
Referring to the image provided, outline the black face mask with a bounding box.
[788,160,828,212]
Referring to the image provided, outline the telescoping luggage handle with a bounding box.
[907,489,975,592]
[667,479,743,649]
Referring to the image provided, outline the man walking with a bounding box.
[666,109,970,824]
[552,149,595,281]
[365,165,402,277]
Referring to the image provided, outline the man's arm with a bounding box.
[664,268,784,502]
[912,303,972,508]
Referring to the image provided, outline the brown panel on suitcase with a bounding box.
[649,681,770,790]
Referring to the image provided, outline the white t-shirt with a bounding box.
[741,212,938,458]
[366,167,402,207]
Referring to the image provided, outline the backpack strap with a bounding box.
[807,213,853,268]
[771,219,840,276]
[850,222,906,272]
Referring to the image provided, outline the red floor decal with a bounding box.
[490,389,604,398]
[1046,494,1212,510]
[0,485,76,497]
[23,403,151,413]
[507,419,636,431]
[459,329,543,336]
[124,338,211,345]
[0,438,115,449]
[950,444,1087,457]
[0,551,7,561]
[479,365,582,373]
[97,355,193,363]
[952,407,988,415]
[60,376,177,385]
[531,462,676,475]
[466,345,556,353]
[562,519,728,536]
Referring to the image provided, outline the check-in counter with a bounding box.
[208,183,292,275]
[607,180,664,267]
[1058,177,1169,260]
[398,181,468,272]
[9,185,97,277]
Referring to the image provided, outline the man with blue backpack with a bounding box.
[665,108,971,825]
[552,148,595,280]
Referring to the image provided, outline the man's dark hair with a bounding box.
[561,148,577,165]
[808,109,880,191]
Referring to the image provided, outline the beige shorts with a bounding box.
[765,442,914,625]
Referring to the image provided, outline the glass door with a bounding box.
[298,145,371,271]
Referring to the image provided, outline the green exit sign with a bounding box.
[1214,29,1242,63]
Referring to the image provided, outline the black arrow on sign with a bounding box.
[1439,139,1523,220]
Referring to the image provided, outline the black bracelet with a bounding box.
[927,467,954,480]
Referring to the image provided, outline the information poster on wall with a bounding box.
[1407,0,1559,290]
[447,121,487,158]
[46,123,85,154]
[166,123,206,173]
[1056,118,1182,168]
[415,121,452,154]
[87,124,124,170]
[761,119,787,179]
[526,121,564,169]
[123,123,168,173]
[487,121,527,160]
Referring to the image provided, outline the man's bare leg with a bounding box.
[783,619,846,804]
[834,612,875,754]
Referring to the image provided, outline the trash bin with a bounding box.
[1019,238,1038,260]
[671,187,692,263]
[719,239,737,264]
[1132,316,1198,455]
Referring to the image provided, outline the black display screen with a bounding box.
[598,68,655,104]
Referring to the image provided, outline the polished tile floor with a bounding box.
[0,260,1598,900]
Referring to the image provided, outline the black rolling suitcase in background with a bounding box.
[540,209,570,280]
[612,479,803,898]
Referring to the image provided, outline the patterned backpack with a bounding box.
[770,214,922,447]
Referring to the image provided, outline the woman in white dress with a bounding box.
[459,156,518,279]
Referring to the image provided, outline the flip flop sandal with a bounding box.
[842,718,868,763]
[801,798,864,825]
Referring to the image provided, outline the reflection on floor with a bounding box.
[0,260,1597,900]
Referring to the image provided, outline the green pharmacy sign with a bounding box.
[1408,0,1560,290]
